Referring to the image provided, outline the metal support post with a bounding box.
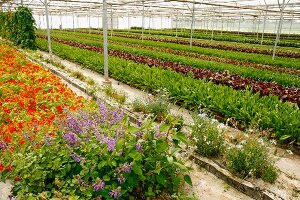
[110,5,113,37]
[189,0,195,47]
[261,7,268,44]
[141,1,145,41]
[102,0,110,83]
[44,0,52,56]
[272,0,287,60]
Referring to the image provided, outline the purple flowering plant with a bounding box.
[8,101,191,199]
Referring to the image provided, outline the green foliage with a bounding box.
[48,29,300,71]
[226,137,278,183]
[145,93,170,122]
[132,99,147,113]
[102,86,127,104]
[36,38,300,144]
[5,105,191,199]
[192,115,225,157]
[0,6,36,49]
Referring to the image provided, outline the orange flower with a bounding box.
[56,105,63,113]
[6,165,13,171]
[15,176,21,181]
[4,135,12,144]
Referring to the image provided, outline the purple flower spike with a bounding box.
[109,187,122,199]
[117,175,126,184]
[118,163,132,173]
[0,141,7,150]
[106,138,116,152]
[93,180,105,192]
[72,155,81,163]
[62,132,78,147]
[135,143,143,152]
[44,135,52,146]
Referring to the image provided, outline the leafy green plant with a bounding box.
[192,115,225,157]
[45,31,300,87]
[36,38,300,144]
[132,98,147,113]
[226,137,278,183]
[11,6,36,49]
[145,94,170,122]
[102,86,127,104]
[6,103,191,199]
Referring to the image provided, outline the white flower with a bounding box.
[236,144,243,149]
[258,138,264,145]
[240,140,246,145]
[286,150,293,155]
[269,139,277,145]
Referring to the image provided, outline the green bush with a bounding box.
[226,137,278,183]
[192,115,225,157]
[0,6,36,49]
[6,102,191,199]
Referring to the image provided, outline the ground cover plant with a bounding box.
[37,34,300,105]
[48,30,300,71]
[42,32,300,87]
[117,29,300,48]
[0,42,84,154]
[191,115,278,183]
[36,38,300,145]
[0,42,192,199]
[75,29,300,59]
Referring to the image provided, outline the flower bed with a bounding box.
[0,43,84,174]
[0,43,191,199]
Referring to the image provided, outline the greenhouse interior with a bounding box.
[0,0,300,199]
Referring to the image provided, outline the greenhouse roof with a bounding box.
[1,0,299,20]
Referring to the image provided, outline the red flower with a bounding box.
[56,105,63,113]
[15,176,21,181]
[4,135,12,143]
[6,165,13,171]
[18,138,26,145]
[0,163,4,171]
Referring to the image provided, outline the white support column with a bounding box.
[148,14,151,34]
[38,14,41,29]
[238,15,242,35]
[141,0,145,41]
[110,5,113,37]
[221,16,224,35]
[256,16,260,40]
[89,8,91,34]
[261,6,268,44]
[288,14,294,35]
[102,0,110,83]
[50,12,53,29]
[44,0,52,56]
[226,16,229,32]
[211,10,215,40]
[72,11,75,32]
[77,15,79,29]
[189,0,195,48]
[175,10,178,37]
[272,0,287,60]
[128,13,130,32]
[60,12,62,30]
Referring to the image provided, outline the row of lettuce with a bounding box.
[113,28,300,48]
[37,32,300,106]
[0,42,192,199]
[37,38,300,144]
[52,30,300,70]
[44,31,300,87]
